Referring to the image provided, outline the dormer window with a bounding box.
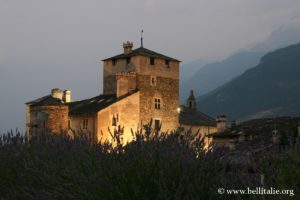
[112,59,117,66]
[150,57,155,65]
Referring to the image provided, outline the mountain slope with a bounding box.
[180,25,300,102]
[180,51,263,100]
[198,43,300,121]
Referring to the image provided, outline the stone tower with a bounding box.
[102,41,180,131]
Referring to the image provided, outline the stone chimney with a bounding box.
[123,41,133,54]
[116,72,137,97]
[216,115,227,133]
[51,88,63,100]
[63,90,71,103]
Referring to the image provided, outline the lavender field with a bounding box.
[0,125,299,200]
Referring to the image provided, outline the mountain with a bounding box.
[198,43,300,121]
[252,26,300,53]
[180,25,300,102]
[180,51,263,101]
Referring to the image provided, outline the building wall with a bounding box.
[103,54,180,133]
[182,125,217,149]
[138,75,179,132]
[181,125,217,136]
[137,56,179,132]
[103,57,140,94]
[97,91,140,144]
[69,114,97,143]
[29,105,69,136]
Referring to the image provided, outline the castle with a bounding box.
[25,41,218,144]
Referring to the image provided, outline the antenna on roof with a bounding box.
[141,30,144,48]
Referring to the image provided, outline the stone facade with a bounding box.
[97,91,140,144]
[29,105,69,136]
[26,41,217,145]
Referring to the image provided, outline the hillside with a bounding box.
[180,51,263,100]
[180,25,300,102]
[198,43,300,121]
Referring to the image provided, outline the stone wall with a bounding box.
[69,114,97,143]
[97,92,140,144]
[181,125,217,136]
[138,74,179,132]
[102,53,180,135]
[29,105,68,136]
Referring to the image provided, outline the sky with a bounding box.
[1,0,300,133]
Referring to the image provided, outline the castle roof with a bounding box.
[69,89,139,116]
[26,95,65,106]
[179,105,216,127]
[102,47,180,62]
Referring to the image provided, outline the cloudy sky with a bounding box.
[1,0,300,132]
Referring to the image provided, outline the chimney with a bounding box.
[63,90,71,103]
[216,115,227,133]
[123,41,133,54]
[51,88,63,100]
[116,73,129,97]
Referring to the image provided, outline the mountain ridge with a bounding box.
[197,43,300,121]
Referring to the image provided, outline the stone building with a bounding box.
[179,90,217,137]
[26,41,218,144]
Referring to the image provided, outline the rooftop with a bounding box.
[26,95,65,106]
[179,105,216,127]
[102,47,180,62]
[69,89,139,116]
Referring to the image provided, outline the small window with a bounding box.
[150,76,157,86]
[150,57,155,65]
[154,119,161,131]
[126,57,130,65]
[83,119,88,129]
[112,59,117,66]
[165,60,170,67]
[154,98,161,109]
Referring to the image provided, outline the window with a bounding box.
[83,119,88,129]
[154,119,161,131]
[150,76,157,86]
[154,98,161,109]
[165,60,170,67]
[112,59,117,66]
[126,57,130,65]
[150,57,155,65]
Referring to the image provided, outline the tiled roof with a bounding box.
[179,106,216,127]
[102,47,180,62]
[26,95,65,106]
[69,89,139,116]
